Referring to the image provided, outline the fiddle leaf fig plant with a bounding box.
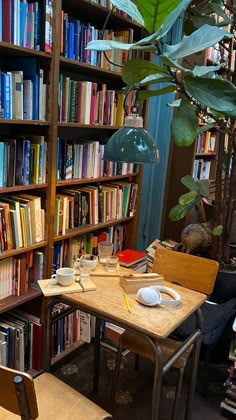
[87,0,236,262]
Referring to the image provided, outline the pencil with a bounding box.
[123,291,131,313]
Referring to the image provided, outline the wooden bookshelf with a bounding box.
[0,0,145,372]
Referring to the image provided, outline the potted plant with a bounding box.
[87,0,236,271]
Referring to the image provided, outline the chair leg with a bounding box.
[202,346,211,397]
[171,367,184,420]
[111,345,123,403]
[134,353,140,371]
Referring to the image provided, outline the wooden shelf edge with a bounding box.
[51,340,85,365]
[60,57,123,79]
[57,122,120,129]
[0,288,42,314]
[0,119,50,125]
[56,173,139,186]
[0,183,47,193]
[0,41,52,58]
[0,241,48,260]
[54,217,135,242]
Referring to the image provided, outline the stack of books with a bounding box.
[221,340,236,414]
[145,239,179,272]
[114,249,147,273]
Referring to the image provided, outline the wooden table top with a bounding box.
[63,276,206,340]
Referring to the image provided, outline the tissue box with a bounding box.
[120,273,164,294]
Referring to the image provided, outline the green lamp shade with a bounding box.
[103,127,160,164]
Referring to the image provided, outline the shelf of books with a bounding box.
[0,0,145,373]
[0,0,54,375]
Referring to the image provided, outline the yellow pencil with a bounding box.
[122,291,131,313]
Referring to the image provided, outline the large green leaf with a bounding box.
[139,74,173,86]
[192,64,222,77]
[111,0,144,26]
[136,0,182,33]
[160,55,192,74]
[171,100,199,146]
[179,191,198,205]
[181,175,200,192]
[139,85,176,100]
[166,25,233,59]
[196,179,209,196]
[122,59,167,86]
[168,197,202,221]
[184,76,236,112]
[87,40,134,51]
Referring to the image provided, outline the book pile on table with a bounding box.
[220,340,236,414]
[114,249,147,273]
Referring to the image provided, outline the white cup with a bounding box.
[50,267,75,287]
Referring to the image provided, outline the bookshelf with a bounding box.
[0,0,144,371]
[161,8,235,242]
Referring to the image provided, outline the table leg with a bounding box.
[145,336,164,420]
[93,317,101,392]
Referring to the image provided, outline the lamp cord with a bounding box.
[102,7,124,70]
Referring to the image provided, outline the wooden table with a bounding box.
[45,276,206,420]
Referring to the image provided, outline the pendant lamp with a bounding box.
[103,111,160,164]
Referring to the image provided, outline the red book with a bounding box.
[2,0,11,43]
[114,249,147,267]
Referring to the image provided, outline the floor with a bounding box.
[52,343,236,420]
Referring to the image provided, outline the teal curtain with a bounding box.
[136,18,183,250]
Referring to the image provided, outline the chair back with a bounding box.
[153,248,219,295]
[0,365,38,419]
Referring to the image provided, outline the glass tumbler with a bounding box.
[98,241,113,268]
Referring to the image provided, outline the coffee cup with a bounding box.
[50,267,75,287]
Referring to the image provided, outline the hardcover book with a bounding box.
[114,249,147,267]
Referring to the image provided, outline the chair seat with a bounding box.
[120,332,192,369]
[0,373,111,420]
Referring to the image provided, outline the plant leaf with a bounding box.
[184,75,236,112]
[111,0,144,26]
[168,197,202,221]
[212,225,223,235]
[167,99,182,107]
[181,175,200,191]
[87,40,134,51]
[139,85,176,100]
[122,59,167,86]
[198,123,217,133]
[160,55,192,73]
[139,74,173,86]
[192,64,222,77]
[136,0,182,33]
[179,191,198,205]
[171,100,199,146]
[166,25,233,59]
[196,179,209,196]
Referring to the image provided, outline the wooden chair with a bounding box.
[111,248,219,420]
[0,366,112,419]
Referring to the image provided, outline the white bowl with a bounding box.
[79,254,98,271]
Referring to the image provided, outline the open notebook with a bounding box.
[37,279,96,297]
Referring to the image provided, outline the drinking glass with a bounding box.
[106,256,119,272]
[98,241,113,268]
[79,260,91,281]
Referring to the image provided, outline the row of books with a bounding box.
[0,194,44,253]
[0,59,47,121]
[0,0,53,53]
[53,224,124,272]
[60,11,135,72]
[195,131,217,154]
[56,138,139,181]
[193,159,212,181]
[221,341,236,414]
[0,307,42,372]
[54,182,138,235]
[0,135,47,187]
[58,77,132,126]
[0,250,44,299]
